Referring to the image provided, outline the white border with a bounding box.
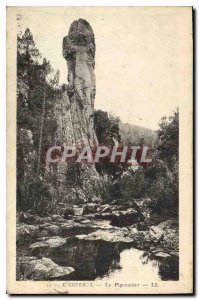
[1,0,198,299]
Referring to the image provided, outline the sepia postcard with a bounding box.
[7,6,193,294]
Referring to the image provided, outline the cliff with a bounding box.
[55,19,98,147]
[52,19,101,205]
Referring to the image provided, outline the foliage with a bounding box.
[94,110,126,179]
[17,28,59,213]
[94,110,121,145]
[119,171,147,203]
[146,110,179,216]
[156,110,179,167]
[100,110,179,218]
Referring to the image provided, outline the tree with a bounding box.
[17,28,41,90]
[94,110,121,145]
[156,110,179,167]
[17,28,59,213]
[94,110,125,179]
[145,110,179,217]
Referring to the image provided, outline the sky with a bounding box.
[17,7,191,130]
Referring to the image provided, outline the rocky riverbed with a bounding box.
[16,200,179,281]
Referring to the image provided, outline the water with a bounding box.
[20,219,178,281]
[48,238,179,281]
[98,248,179,282]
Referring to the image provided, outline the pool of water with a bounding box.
[97,248,179,282]
[48,238,179,281]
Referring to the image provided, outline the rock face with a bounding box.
[51,19,101,204]
[76,228,133,243]
[17,256,74,280]
[62,18,97,147]
[110,208,143,227]
[29,236,67,250]
[55,19,97,147]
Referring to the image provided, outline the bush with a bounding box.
[119,170,147,203]
[147,161,178,217]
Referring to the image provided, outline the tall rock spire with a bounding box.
[51,19,101,205]
[62,19,97,147]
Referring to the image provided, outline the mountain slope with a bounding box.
[120,123,157,146]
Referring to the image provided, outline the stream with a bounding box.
[98,247,179,282]
[18,219,179,281]
[47,234,179,281]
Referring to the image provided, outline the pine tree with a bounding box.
[17,28,59,212]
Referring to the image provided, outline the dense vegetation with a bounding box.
[17,28,60,213]
[94,110,179,218]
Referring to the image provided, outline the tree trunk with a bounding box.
[37,86,46,175]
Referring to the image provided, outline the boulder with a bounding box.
[80,219,91,224]
[111,208,141,227]
[95,212,112,220]
[29,236,69,257]
[45,225,61,235]
[157,219,178,230]
[60,220,76,231]
[39,223,51,229]
[128,230,151,248]
[150,219,179,250]
[52,215,64,222]
[92,196,102,204]
[130,228,138,235]
[149,226,164,241]
[162,228,179,251]
[17,224,39,242]
[83,203,97,214]
[76,228,132,243]
[154,252,171,258]
[73,206,84,216]
[63,207,75,218]
[40,217,52,223]
[17,256,74,280]
[29,236,67,250]
[19,212,36,225]
[100,204,111,213]
[169,250,179,258]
